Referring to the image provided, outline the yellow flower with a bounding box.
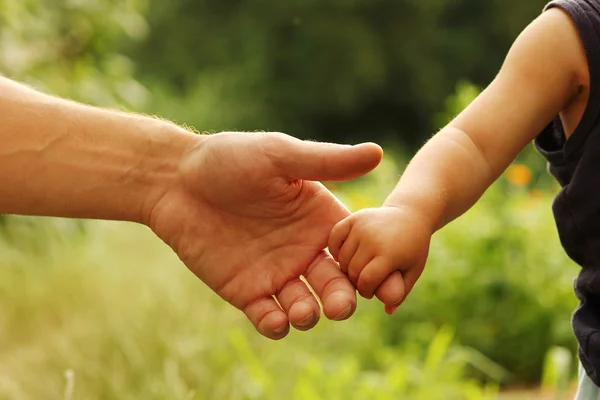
[529,189,543,198]
[506,164,532,187]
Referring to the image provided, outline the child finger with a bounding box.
[375,271,406,309]
[337,229,360,274]
[328,217,352,261]
[356,257,393,299]
[401,264,425,299]
[347,244,375,293]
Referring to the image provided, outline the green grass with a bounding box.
[0,219,500,399]
[0,154,582,399]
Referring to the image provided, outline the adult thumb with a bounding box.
[271,135,383,182]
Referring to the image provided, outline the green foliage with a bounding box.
[130,0,549,147]
[434,80,482,127]
[337,162,578,385]
[541,346,573,398]
[0,0,553,149]
[0,162,578,398]
[434,79,558,191]
[0,222,499,399]
[0,0,148,108]
[0,0,583,396]
[335,80,579,384]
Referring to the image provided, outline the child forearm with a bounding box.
[329,5,589,312]
[382,7,588,233]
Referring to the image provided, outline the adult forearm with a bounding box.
[383,127,499,232]
[0,76,199,224]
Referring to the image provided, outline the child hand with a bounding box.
[328,206,433,314]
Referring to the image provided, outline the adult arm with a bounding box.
[0,76,384,339]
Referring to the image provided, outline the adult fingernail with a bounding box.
[273,324,288,334]
[333,305,352,321]
[296,312,314,327]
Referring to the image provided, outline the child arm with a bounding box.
[329,7,589,311]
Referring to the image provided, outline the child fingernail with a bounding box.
[385,303,400,315]
[392,294,406,308]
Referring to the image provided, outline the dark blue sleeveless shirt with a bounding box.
[534,0,600,386]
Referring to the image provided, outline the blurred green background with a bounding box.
[0,0,581,399]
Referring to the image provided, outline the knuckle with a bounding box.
[338,249,355,268]
[295,293,318,305]
[261,132,290,156]
[381,255,400,269]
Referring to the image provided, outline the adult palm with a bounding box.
[149,132,383,339]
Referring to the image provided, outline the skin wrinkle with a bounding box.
[435,129,494,226]
[352,254,378,293]
[277,279,318,306]
[124,124,158,223]
[305,255,344,296]
[346,242,366,285]
[255,306,286,334]
[445,128,494,181]
[390,130,493,231]
[206,222,305,306]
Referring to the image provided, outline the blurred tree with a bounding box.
[131,0,549,148]
[0,0,552,148]
[0,0,149,109]
[0,0,572,387]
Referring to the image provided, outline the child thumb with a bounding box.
[376,271,406,314]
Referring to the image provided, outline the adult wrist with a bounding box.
[135,120,203,226]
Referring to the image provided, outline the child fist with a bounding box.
[328,206,432,314]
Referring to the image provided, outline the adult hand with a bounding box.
[0,76,382,339]
[149,132,383,339]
